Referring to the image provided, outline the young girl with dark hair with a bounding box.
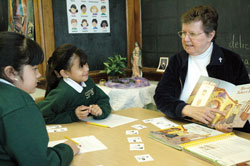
[38,44,111,124]
[0,32,78,166]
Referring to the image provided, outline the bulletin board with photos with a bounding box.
[67,0,110,34]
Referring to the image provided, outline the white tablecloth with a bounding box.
[98,82,157,111]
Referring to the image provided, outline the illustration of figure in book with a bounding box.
[188,76,250,129]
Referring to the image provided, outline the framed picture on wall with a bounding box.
[157,57,169,72]
[8,0,35,39]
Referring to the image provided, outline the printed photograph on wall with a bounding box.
[157,57,169,72]
[8,0,35,39]
[66,0,110,34]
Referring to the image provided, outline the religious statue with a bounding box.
[131,42,142,77]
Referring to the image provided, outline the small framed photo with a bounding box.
[157,57,169,72]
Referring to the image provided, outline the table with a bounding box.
[48,108,250,166]
[30,88,45,103]
[98,82,157,111]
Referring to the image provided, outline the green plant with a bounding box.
[100,54,127,76]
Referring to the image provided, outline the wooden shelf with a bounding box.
[89,67,163,83]
[142,67,163,81]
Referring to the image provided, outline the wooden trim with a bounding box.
[33,0,45,76]
[134,0,142,46]
[89,71,107,83]
[126,0,142,69]
[33,0,55,78]
[142,67,163,81]
[126,0,134,69]
[42,0,55,62]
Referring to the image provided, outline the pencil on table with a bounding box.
[64,136,81,147]
[86,122,110,128]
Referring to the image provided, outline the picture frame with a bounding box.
[157,57,169,72]
[8,0,35,39]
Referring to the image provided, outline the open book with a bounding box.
[187,76,250,128]
[182,133,250,166]
[149,123,223,150]
[149,123,250,166]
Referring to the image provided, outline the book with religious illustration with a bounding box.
[186,76,250,128]
[149,123,223,150]
[149,123,250,166]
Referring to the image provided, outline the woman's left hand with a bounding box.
[215,123,233,133]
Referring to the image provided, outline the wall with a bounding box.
[0,0,8,32]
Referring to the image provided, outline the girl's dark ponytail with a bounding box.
[44,44,87,96]
[45,55,61,96]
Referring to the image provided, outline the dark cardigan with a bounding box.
[154,43,250,133]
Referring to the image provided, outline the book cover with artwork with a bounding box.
[149,123,223,150]
[186,76,250,128]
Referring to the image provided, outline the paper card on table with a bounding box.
[47,127,68,133]
[126,130,139,135]
[130,143,144,151]
[131,124,147,130]
[150,117,178,129]
[46,125,62,129]
[134,154,154,162]
[83,114,138,128]
[142,119,154,123]
[143,117,170,123]
[48,136,107,154]
[143,117,178,129]
[127,137,142,143]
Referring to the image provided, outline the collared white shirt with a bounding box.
[0,78,14,86]
[63,78,87,93]
[179,42,213,102]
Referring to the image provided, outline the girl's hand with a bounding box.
[64,140,80,156]
[89,104,102,116]
[75,105,90,120]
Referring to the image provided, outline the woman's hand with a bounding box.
[182,105,226,125]
[215,123,233,133]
